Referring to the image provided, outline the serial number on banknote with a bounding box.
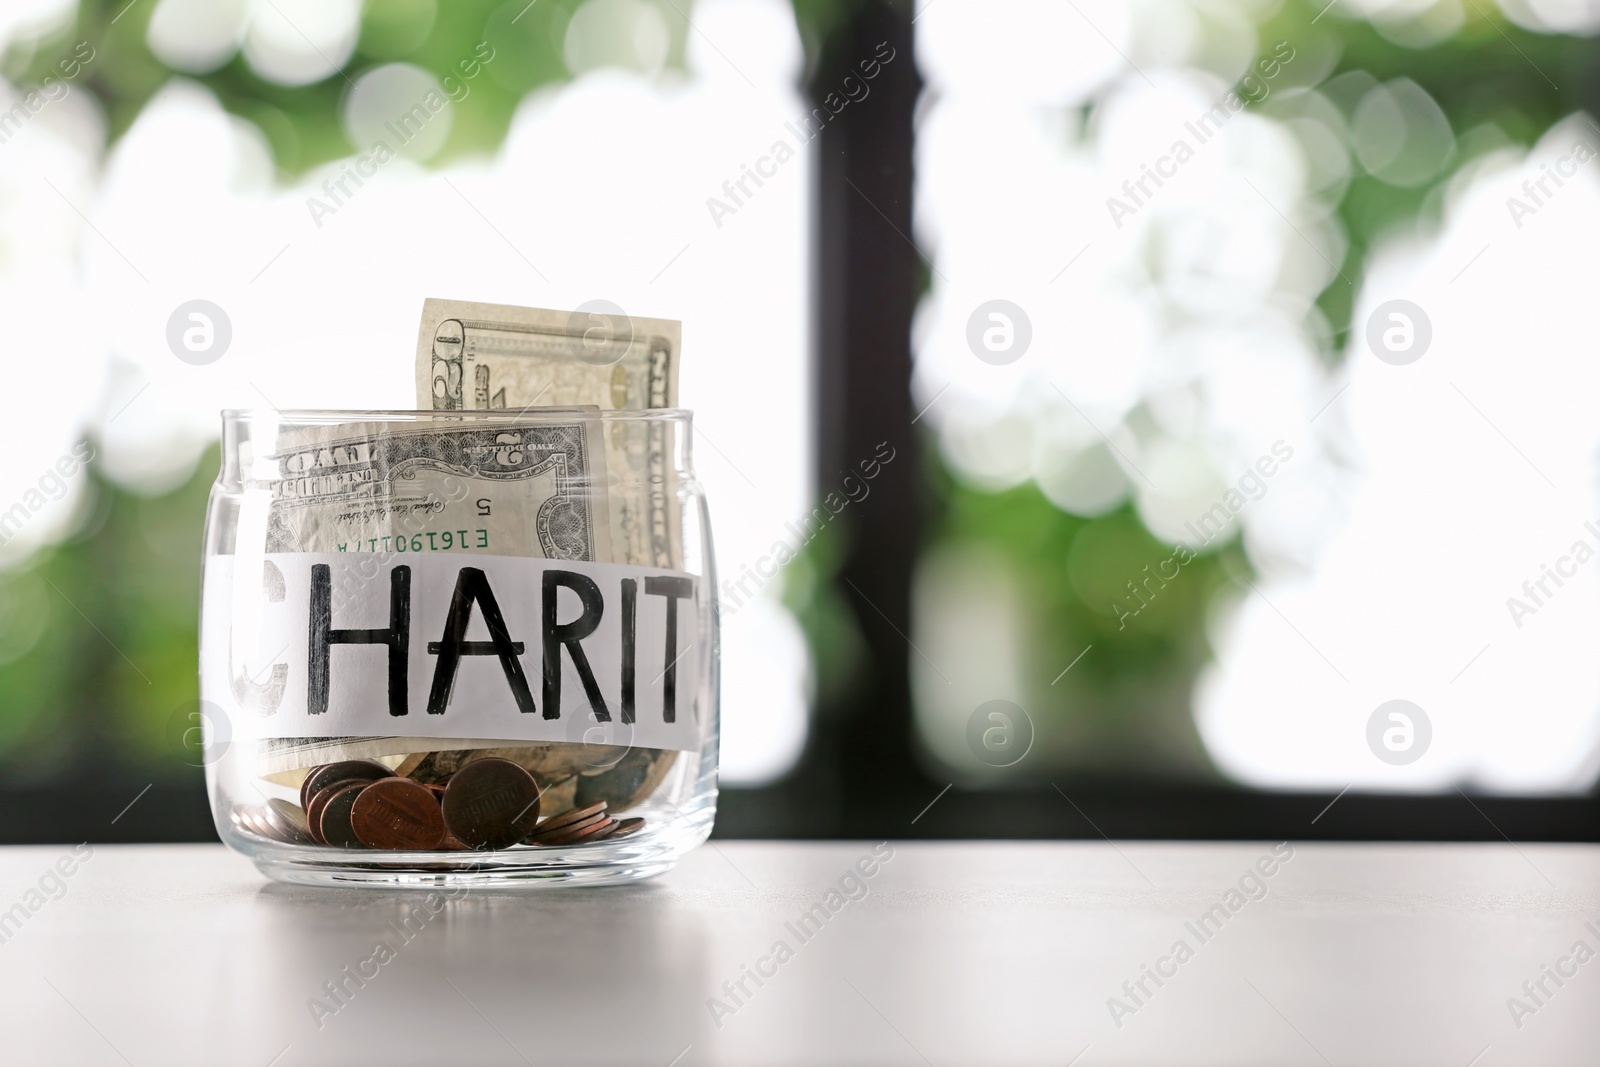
[335,529,492,553]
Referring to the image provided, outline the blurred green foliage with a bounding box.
[921,458,1250,778]
[0,0,1593,786]
[4,0,637,174]
[914,6,1600,776]
[1255,3,1599,344]
[949,486,1243,687]
[0,450,211,781]
[778,515,866,709]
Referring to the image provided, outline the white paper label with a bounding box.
[200,553,703,751]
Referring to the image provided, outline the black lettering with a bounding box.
[309,564,410,716]
[620,578,637,724]
[644,576,694,723]
[542,570,608,721]
[425,567,535,715]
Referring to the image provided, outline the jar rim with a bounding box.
[221,407,693,424]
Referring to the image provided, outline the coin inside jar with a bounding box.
[351,778,446,850]
[300,759,390,811]
[440,758,543,850]
[231,806,274,840]
[306,781,355,844]
[532,815,616,846]
[264,799,315,844]
[526,808,611,845]
[317,781,370,848]
[304,789,337,845]
[525,800,606,839]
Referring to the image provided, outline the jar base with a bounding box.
[228,790,716,890]
[253,849,680,889]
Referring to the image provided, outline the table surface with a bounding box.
[0,841,1594,1066]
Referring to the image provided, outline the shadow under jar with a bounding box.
[199,409,718,888]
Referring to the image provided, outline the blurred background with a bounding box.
[1,0,1597,841]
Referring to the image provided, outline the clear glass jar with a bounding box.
[199,409,718,888]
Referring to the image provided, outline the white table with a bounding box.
[0,841,1593,1065]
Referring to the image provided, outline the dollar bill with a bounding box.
[255,737,544,780]
[234,415,610,775]
[416,297,679,412]
[414,298,681,568]
[247,414,611,561]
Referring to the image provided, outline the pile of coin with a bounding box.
[524,802,643,846]
[232,756,645,851]
[232,797,315,845]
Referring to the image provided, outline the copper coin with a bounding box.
[530,815,614,846]
[306,779,363,845]
[526,822,603,846]
[317,781,370,848]
[305,769,391,845]
[304,790,336,844]
[351,778,446,850]
[542,817,619,846]
[602,817,645,840]
[300,760,391,811]
[527,800,606,836]
[441,758,543,850]
[525,809,608,842]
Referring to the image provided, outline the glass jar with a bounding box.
[198,409,718,888]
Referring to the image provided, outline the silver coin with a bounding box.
[265,798,316,844]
